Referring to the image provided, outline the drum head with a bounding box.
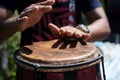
[14,39,102,72]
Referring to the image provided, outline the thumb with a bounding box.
[48,23,60,36]
[39,5,53,13]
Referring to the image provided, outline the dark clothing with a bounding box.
[105,0,120,33]
[0,0,101,46]
[103,0,120,43]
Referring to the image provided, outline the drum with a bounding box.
[14,39,105,80]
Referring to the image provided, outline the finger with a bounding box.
[64,27,74,36]
[82,33,91,41]
[48,23,60,36]
[37,0,55,5]
[74,30,83,38]
[74,30,90,41]
[38,5,52,13]
[20,5,52,18]
[59,28,65,35]
[19,7,37,18]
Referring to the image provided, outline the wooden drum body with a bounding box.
[14,39,104,80]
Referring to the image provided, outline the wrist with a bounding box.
[3,16,20,32]
[16,16,27,32]
[76,24,90,33]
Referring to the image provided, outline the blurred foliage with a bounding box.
[0,75,4,80]
[0,10,20,80]
[0,32,21,80]
[100,0,105,8]
[7,32,21,80]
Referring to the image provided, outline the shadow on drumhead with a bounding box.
[51,38,87,49]
[20,47,33,55]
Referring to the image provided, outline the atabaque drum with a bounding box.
[14,39,105,80]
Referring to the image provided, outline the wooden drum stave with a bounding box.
[14,39,105,80]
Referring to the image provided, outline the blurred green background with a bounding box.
[0,10,21,80]
[0,32,20,80]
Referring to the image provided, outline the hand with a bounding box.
[48,23,91,41]
[16,0,55,31]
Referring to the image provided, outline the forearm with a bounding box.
[85,7,111,42]
[0,0,55,42]
[0,16,19,42]
[87,18,110,42]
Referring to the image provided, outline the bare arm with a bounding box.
[48,7,110,42]
[85,7,111,42]
[0,6,17,42]
[0,0,55,42]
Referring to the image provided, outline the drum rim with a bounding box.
[14,49,103,72]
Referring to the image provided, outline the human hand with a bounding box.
[16,0,55,31]
[48,23,91,42]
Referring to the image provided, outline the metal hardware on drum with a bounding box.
[101,56,106,80]
[14,51,106,80]
[34,64,40,80]
[14,40,106,80]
